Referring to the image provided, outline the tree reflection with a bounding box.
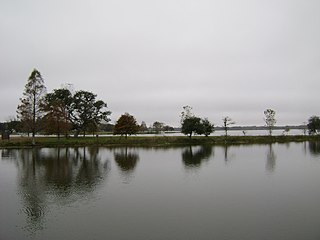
[308,141,320,156]
[12,147,110,234]
[114,147,139,182]
[1,148,17,159]
[182,145,213,169]
[224,145,230,163]
[266,144,276,173]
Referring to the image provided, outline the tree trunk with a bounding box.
[32,93,36,146]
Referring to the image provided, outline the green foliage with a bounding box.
[201,118,214,137]
[41,88,111,137]
[307,116,320,135]
[70,90,111,136]
[181,106,214,138]
[264,109,276,136]
[113,113,140,138]
[181,116,205,138]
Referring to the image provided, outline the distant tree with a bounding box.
[113,113,140,138]
[3,118,22,134]
[99,123,114,132]
[17,69,46,144]
[264,109,276,136]
[40,88,73,138]
[181,116,203,138]
[180,106,214,138]
[222,116,235,137]
[307,116,320,135]
[181,106,201,138]
[201,118,214,137]
[163,125,174,131]
[153,121,164,134]
[302,122,308,135]
[70,90,111,137]
[140,121,148,133]
[283,126,290,135]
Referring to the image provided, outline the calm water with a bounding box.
[1,142,320,240]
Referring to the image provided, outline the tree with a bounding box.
[163,125,174,131]
[41,88,73,138]
[140,121,148,133]
[180,106,214,138]
[307,116,320,135]
[201,118,214,137]
[181,106,202,138]
[222,116,235,137]
[181,116,204,138]
[113,113,140,138]
[70,90,111,136]
[153,121,164,134]
[17,69,46,144]
[264,109,276,136]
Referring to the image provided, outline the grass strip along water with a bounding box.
[1,135,320,148]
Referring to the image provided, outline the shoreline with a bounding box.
[1,135,319,148]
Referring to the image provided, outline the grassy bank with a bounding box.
[1,135,320,148]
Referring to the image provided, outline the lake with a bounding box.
[1,142,320,240]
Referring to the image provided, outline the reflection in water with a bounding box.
[266,144,277,173]
[224,145,230,163]
[2,143,320,240]
[6,147,110,234]
[114,147,139,183]
[308,141,320,156]
[1,148,17,159]
[222,145,237,164]
[182,145,213,169]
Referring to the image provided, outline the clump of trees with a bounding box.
[17,69,111,139]
[151,121,174,134]
[41,89,111,137]
[307,116,320,135]
[180,106,214,138]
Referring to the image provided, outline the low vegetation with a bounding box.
[1,135,320,148]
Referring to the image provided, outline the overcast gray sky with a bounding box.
[1,0,319,127]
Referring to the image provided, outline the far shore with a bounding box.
[1,135,319,148]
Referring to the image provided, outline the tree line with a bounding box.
[1,69,320,140]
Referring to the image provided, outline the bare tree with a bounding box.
[222,116,235,137]
[264,109,276,136]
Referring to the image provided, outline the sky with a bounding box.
[1,0,319,127]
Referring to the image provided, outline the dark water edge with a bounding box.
[1,142,320,240]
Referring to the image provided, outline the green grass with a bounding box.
[1,135,320,148]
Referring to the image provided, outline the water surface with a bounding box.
[1,142,320,240]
